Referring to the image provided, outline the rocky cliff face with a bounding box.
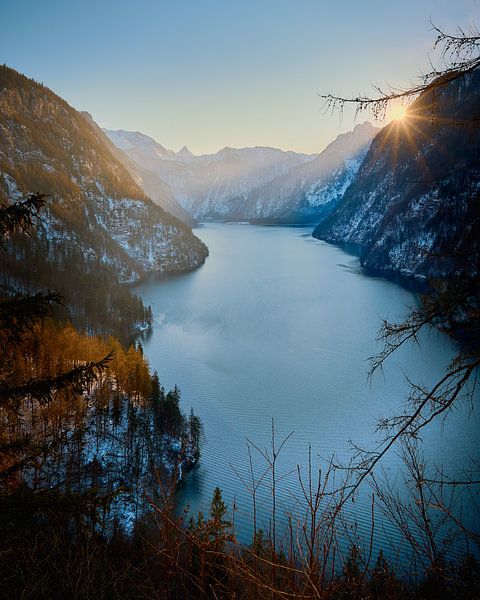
[0,65,208,333]
[243,122,378,223]
[313,70,480,280]
[98,125,194,225]
[105,125,377,224]
[104,130,316,220]
[0,65,207,280]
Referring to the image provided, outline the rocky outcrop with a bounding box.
[313,70,480,280]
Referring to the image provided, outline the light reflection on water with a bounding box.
[135,223,479,569]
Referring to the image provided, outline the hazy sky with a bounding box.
[1,0,479,154]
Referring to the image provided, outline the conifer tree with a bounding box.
[188,408,203,460]
[0,193,111,482]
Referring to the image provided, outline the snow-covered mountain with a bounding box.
[313,70,480,280]
[105,124,377,223]
[106,129,177,162]
[87,120,194,225]
[104,129,316,220]
[0,65,208,333]
[242,122,378,223]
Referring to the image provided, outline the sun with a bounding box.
[390,104,408,121]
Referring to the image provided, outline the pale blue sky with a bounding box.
[1,0,478,153]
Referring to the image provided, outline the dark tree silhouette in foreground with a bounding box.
[320,26,480,545]
[0,193,111,483]
[321,24,480,120]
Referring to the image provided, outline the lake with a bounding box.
[135,223,479,568]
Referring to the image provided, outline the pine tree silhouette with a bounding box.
[0,192,111,482]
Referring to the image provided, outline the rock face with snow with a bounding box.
[105,124,378,223]
[313,70,480,280]
[0,65,208,295]
[104,129,316,220]
[86,118,194,225]
[243,122,378,223]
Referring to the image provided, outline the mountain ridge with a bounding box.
[313,69,480,280]
[242,122,378,224]
[104,124,378,223]
[84,115,194,225]
[0,64,208,336]
[104,129,316,220]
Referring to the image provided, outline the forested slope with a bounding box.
[0,65,208,338]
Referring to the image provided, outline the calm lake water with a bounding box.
[136,223,479,567]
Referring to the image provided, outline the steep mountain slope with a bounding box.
[0,65,208,336]
[313,69,480,279]
[104,129,315,220]
[99,125,194,225]
[243,122,378,223]
[105,125,377,224]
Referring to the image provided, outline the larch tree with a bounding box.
[0,192,111,484]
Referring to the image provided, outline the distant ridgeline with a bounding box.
[104,122,379,224]
[313,69,480,281]
[0,64,208,340]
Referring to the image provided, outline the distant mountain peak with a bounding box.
[319,122,379,159]
[103,129,173,157]
[177,145,194,157]
[313,69,480,279]
[353,121,376,132]
[0,63,208,326]
[218,146,235,155]
[105,122,377,223]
